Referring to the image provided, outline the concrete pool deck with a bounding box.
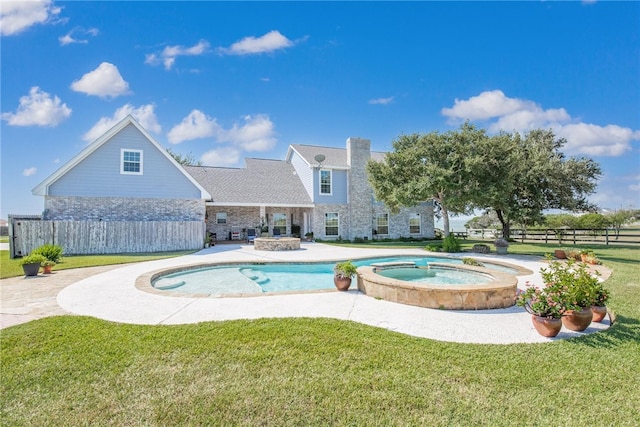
[1,242,611,344]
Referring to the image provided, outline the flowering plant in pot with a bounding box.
[516,281,568,337]
[333,260,358,291]
[542,259,600,331]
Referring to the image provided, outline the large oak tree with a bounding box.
[367,123,485,236]
[368,125,601,239]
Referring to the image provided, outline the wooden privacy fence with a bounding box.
[9,217,205,257]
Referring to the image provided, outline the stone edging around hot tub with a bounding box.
[254,237,301,251]
[356,262,518,310]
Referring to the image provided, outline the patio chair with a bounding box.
[273,228,281,238]
[247,228,256,244]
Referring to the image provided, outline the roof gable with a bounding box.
[32,115,211,199]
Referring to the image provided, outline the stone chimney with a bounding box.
[346,137,372,240]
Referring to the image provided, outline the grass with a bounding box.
[1,242,639,425]
[0,250,195,279]
[0,236,8,243]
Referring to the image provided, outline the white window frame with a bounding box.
[409,213,421,235]
[273,213,287,232]
[216,212,227,224]
[324,212,339,236]
[121,149,143,175]
[376,213,389,235]
[319,169,332,195]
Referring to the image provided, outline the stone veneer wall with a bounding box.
[44,196,205,221]
[372,203,435,239]
[347,137,373,240]
[311,204,350,240]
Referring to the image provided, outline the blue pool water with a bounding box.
[376,267,491,286]
[153,256,463,295]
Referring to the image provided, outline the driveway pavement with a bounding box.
[1,242,611,344]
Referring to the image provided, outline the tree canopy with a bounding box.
[166,148,202,166]
[367,124,602,238]
[367,123,484,235]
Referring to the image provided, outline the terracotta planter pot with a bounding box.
[531,315,563,337]
[42,265,53,274]
[591,306,607,323]
[562,307,592,331]
[333,276,352,291]
[554,250,567,259]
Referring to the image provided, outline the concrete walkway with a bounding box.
[1,242,611,344]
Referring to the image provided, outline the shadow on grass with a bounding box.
[567,314,640,349]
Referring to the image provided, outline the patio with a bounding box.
[1,242,611,344]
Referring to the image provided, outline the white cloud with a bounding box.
[23,167,37,177]
[59,26,99,45]
[201,147,241,166]
[167,110,221,144]
[0,0,61,36]
[83,104,161,142]
[220,30,293,55]
[219,114,277,152]
[369,97,394,105]
[70,62,131,98]
[442,90,536,121]
[145,39,209,70]
[1,86,71,127]
[441,90,640,157]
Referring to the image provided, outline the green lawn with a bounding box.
[0,250,195,279]
[1,243,639,425]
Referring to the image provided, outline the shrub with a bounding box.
[425,244,441,252]
[334,260,358,279]
[462,257,483,266]
[19,254,47,266]
[442,234,461,253]
[32,244,64,263]
[472,244,490,254]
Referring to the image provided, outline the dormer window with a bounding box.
[319,169,332,195]
[121,149,143,175]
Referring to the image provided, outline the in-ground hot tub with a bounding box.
[254,237,301,251]
[357,262,517,310]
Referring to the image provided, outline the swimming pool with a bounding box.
[152,256,462,295]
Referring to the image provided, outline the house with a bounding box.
[187,138,435,241]
[21,115,434,254]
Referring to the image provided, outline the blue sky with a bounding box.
[2,0,639,221]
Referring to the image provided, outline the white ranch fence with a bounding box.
[9,216,205,258]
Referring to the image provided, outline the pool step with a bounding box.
[239,268,270,285]
[154,278,186,290]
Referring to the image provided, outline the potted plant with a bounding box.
[19,254,47,277]
[554,248,567,259]
[580,249,594,263]
[304,232,314,242]
[333,260,358,291]
[590,281,610,322]
[516,281,568,337]
[565,248,581,261]
[542,259,598,332]
[494,238,509,255]
[42,260,56,274]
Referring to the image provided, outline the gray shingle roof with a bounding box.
[184,158,313,206]
[291,144,386,168]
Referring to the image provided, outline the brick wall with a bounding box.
[44,196,205,221]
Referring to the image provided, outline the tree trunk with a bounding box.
[440,199,450,237]
[495,209,510,239]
